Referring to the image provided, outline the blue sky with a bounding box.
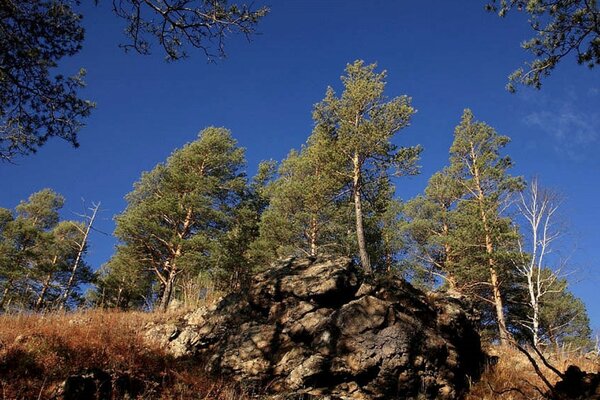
[0,1,598,330]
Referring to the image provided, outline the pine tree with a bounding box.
[538,273,592,349]
[210,160,276,290]
[403,169,463,289]
[89,246,154,310]
[31,221,91,310]
[254,126,349,261]
[446,109,524,345]
[361,177,407,273]
[112,127,246,311]
[313,60,421,272]
[0,189,93,310]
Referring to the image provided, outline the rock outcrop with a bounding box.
[145,256,486,399]
[552,365,600,399]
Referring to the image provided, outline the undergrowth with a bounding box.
[1,310,597,399]
[0,309,251,399]
[466,344,599,399]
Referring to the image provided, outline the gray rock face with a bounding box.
[145,256,485,399]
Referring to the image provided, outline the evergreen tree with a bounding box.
[0,189,93,310]
[254,126,350,262]
[538,273,592,349]
[112,127,246,311]
[446,109,524,344]
[313,60,421,272]
[2,190,64,309]
[403,169,463,289]
[31,221,91,310]
[211,160,276,289]
[90,247,154,310]
[362,177,407,273]
[487,0,600,91]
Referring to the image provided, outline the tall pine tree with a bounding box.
[313,60,421,272]
[446,109,524,344]
[112,127,246,311]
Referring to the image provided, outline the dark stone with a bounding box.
[553,365,600,399]
[63,368,111,400]
[145,256,487,399]
[114,374,146,398]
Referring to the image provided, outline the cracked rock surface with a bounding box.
[145,256,485,399]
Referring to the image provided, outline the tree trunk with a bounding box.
[309,216,318,257]
[35,274,53,311]
[116,287,123,309]
[532,291,540,346]
[442,221,457,290]
[160,271,176,312]
[0,284,10,309]
[471,142,510,345]
[352,153,371,273]
[488,259,510,345]
[59,202,100,310]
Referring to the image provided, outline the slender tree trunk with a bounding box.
[35,274,53,311]
[470,142,510,345]
[442,221,457,290]
[160,270,176,312]
[352,152,371,273]
[158,206,192,312]
[309,216,318,257]
[480,194,510,345]
[116,286,123,309]
[35,255,58,311]
[59,202,100,310]
[532,298,540,346]
[0,283,10,309]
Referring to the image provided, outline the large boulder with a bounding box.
[145,256,486,399]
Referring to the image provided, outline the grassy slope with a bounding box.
[0,310,250,399]
[0,310,597,399]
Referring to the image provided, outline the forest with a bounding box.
[1,1,599,399]
[1,60,593,350]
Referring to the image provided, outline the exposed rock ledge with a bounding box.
[145,256,486,399]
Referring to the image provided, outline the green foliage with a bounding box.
[313,61,421,181]
[254,126,350,262]
[0,189,93,310]
[403,169,463,288]
[89,246,154,310]
[254,61,420,274]
[111,127,247,310]
[210,160,277,289]
[0,0,267,161]
[404,109,526,342]
[537,271,593,348]
[312,60,421,271]
[487,0,600,91]
[0,0,94,161]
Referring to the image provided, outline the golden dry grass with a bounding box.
[466,344,599,400]
[0,309,250,399]
[1,309,597,399]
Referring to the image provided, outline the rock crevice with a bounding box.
[145,256,486,399]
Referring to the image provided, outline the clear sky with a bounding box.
[0,1,598,330]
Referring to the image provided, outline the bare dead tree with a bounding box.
[58,201,101,310]
[516,178,564,347]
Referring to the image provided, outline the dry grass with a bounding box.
[0,309,251,399]
[466,344,600,400]
[1,309,597,399]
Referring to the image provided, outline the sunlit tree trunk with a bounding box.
[352,152,371,273]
